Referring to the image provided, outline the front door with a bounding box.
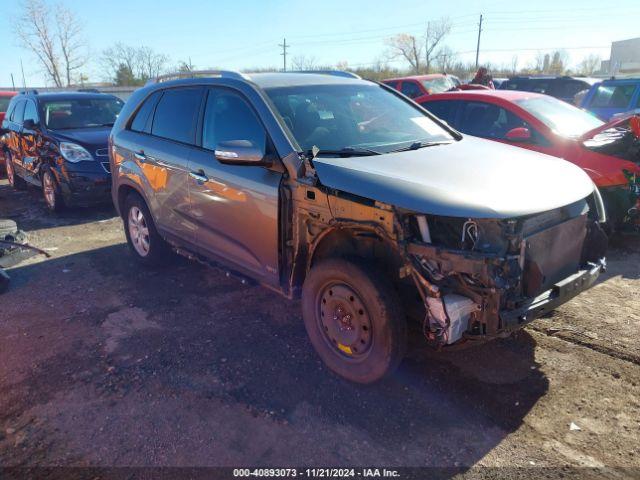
[20,99,42,184]
[187,87,281,286]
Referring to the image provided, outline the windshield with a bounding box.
[421,77,455,94]
[515,96,603,137]
[0,97,11,112]
[264,84,453,153]
[43,97,124,130]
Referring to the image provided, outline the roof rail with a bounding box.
[146,70,248,86]
[293,70,361,79]
[18,89,38,95]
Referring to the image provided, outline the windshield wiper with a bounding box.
[308,146,382,157]
[387,140,452,153]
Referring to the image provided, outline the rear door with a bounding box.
[132,87,204,243]
[187,86,282,286]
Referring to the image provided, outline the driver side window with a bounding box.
[202,89,267,154]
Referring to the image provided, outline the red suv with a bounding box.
[420,90,640,228]
[0,91,17,173]
[382,74,457,102]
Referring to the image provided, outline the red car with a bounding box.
[0,91,18,173]
[382,74,458,102]
[419,90,640,228]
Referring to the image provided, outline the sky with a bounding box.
[1,0,639,87]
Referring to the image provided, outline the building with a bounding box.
[605,37,640,76]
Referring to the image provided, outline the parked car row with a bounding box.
[383,74,640,230]
[0,71,611,384]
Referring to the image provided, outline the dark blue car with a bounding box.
[581,78,640,121]
[1,91,123,212]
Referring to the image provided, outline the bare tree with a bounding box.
[434,45,456,72]
[578,54,601,76]
[101,43,168,85]
[291,55,318,71]
[55,3,87,87]
[386,34,422,74]
[15,0,63,86]
[137,46,169,80]
[549,50,569,75]
[424,18,452,73]
[510,55,519,75]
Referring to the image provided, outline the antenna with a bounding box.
[20,59,27,89]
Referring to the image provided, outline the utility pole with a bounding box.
[10,74,16,91]
[475,14,483,69]
[279,38,289,72]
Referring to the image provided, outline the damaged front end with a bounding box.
[583,115,640,228]
[401,193,607,347]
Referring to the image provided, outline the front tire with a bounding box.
[42,169,65,213]
[301,258,407,384]
[123,193,169,265]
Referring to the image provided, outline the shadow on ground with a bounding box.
[0,242,549,470]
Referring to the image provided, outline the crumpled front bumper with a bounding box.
[500,259,606,332]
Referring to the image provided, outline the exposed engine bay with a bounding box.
[403,197,607,346]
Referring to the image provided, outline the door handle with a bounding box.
[189,169,208,183]
[134,151,146,162]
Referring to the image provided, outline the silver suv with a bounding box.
[110,71,607,383]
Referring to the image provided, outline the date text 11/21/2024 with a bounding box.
[232,468,401,477]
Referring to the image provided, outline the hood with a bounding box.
[48,127,111,152]
[580,114,640,140]
[313,136,595,219]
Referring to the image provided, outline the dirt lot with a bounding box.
[1,178,639,479]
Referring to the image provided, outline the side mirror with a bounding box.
[214,140,271,166]
[505,127,531,142]
[23,119,39,131]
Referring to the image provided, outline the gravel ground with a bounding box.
[0,178,639,479]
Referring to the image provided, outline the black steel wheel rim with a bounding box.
[315,281,373,360]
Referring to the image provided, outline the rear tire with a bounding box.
[123,193,169,266]
[5,153,27,191]
[42,169,65,213]
[301,258,407,384]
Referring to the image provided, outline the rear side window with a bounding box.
[4,100,16,119]
[421,100,459,125]
[130,91,161,133]
[401,81,422,99]
[383,81,399,90]
[23,101,39,124]
[151,88,203,144]
[591,84,636,108]
[202,89,266,153]
[11,100,26,123]
[458,101,526,139]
